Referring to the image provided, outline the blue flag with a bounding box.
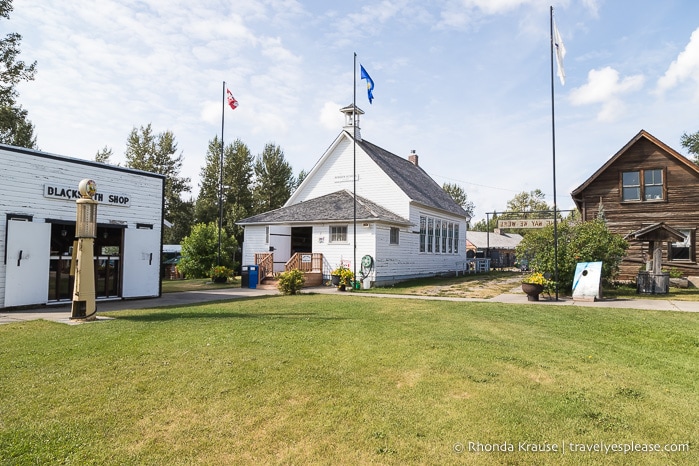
[360,64,374,104]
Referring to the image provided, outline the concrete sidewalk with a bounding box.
[2,286,699,325]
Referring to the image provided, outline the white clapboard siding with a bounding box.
[0,146,164,307]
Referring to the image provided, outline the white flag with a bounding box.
[553,18,566,85]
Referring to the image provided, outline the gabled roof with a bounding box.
[624,222,686,243]
[571,129,699,208]
[465,231,523,250]
[286,130,469,219]
[237,190,411,226]
[356,136,469,218]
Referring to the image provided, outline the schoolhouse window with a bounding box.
[427,218,434,253]
[454,224,459,254]
[669,229,693,261]
[390,227,400,245]
[644,169,663,200]
[448,223,454,253]
[621,171,640,201]
[441,221,448,253]
[329,225,348,243]
[419,216,426,252]
[435,219,442,253]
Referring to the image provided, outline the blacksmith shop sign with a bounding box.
[43,184,131,207]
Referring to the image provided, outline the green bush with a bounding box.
[177,222,238,278]
[516,218,628,292]
[277,269,306,295]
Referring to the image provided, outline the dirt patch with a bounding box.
[405,275,524,299]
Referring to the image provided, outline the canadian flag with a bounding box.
[227,88,238,110]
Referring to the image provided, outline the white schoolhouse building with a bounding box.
[1,144,164,308]
[238,105,471,286]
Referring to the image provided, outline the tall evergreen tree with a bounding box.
[0,0,37,148]
[195,136,253,266]
[124,123,192,243]
[442,182,475,219]
[252,142,294,213]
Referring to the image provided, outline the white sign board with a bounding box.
[497,219,554,229]
[572,261,603,301]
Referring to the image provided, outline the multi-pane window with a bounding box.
[329,225,347,243]
[390,227,400,245]
[622,171,640,201]
[622,169,664,201]
[669,229,693,261]
[427,218,434,253]
[454,224,459,254]
[420,216,460,254]
[644,169,663,200]
[441,221,448,253]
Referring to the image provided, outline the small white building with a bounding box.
[238,105,471,286]
[1,144,164,308]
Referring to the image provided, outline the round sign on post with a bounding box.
[78,179,97,199]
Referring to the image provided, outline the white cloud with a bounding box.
[656,27,699,97]
[319,101,345,130]
[570,67,645,121]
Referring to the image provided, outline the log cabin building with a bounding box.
[571,129,699,281]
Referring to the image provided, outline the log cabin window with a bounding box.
[621,169,664,201]
[644,169,663,200]
[621,171,641,200]
[390,227,400,245]
[669,228,693,261]
[329,225,347,243]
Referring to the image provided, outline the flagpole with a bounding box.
[550,6,559,300]
[219,80,225,266]
[353,52,357,289]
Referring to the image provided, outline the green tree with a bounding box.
[95,145,113,164]
[195,137,254,260]
[442,182,475,219]
[515,218,628,292]
[680,130,699,163]
[177,222,238,278]
[124,123,192,243]
[470,213,499,232]
[0,0,37,148]
[252,142,294,213]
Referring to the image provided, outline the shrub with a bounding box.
[210,266,232,281]
[516,218,628,292]
[177,222,238,278]
[277,269,306,295]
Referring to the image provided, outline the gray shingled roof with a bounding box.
[466,231,523,249]
[237,190,411,226]
[356,137,469,218]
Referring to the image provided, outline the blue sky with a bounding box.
[11,0,699,222]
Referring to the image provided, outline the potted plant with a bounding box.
[337,267,354,291]
[210,265,232,284]
[331,265,345,286]
[521,271,548,301]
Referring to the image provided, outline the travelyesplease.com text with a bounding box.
[453,441,690,455]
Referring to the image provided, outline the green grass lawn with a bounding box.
[1,295,697,464]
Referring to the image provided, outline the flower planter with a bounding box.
[213,277,228,284]
[522,283,544,301]
[331,274,341,286]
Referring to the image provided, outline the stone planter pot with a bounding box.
[522,283,544,301]
[331,274,341,286]
[212,277,228,284]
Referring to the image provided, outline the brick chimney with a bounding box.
[408,150,418,166]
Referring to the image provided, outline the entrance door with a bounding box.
[122,227,160,298]
[5,219,51,307]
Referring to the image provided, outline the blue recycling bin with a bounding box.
[248,265,259,289]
